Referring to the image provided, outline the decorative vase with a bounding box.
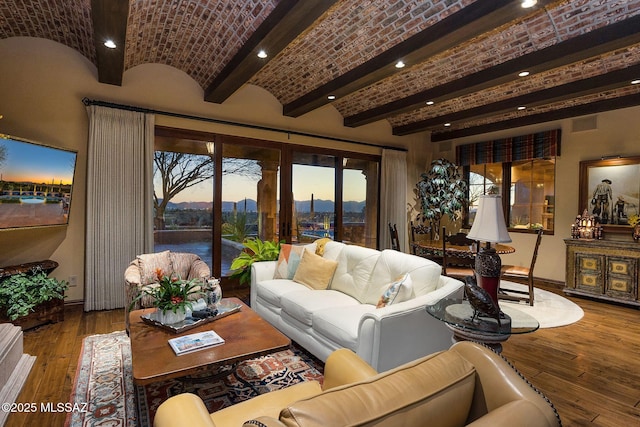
[633,224,640,241]
[206,278,222,308]
[155,307,187,325]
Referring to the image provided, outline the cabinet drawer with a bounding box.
[606,257,637,300]
[575,253,604,293]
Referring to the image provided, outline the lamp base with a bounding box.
[475,245,502,305]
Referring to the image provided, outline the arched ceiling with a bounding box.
[2,0,639,141]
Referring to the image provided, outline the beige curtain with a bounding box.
[85,106,155,311]
[380,149,408,251]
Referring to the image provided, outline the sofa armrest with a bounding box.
[154,393,216,427]
[243,417,286,427]
[356,276,464,371]
[250,261,277,307]
[322,348,378,390]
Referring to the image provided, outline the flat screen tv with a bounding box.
[0,134,77,230]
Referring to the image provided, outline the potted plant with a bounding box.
[0,268,68,329]
[129,268,200,324]
[229,238,281,285]
[416,158,467,239]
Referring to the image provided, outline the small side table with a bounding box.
[426,298,539,353]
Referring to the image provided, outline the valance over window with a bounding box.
[456,129,561,166]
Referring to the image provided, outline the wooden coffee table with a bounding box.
[129,297,291,385]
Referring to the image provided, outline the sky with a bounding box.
[163,163,367,203]
[0,136,76,185]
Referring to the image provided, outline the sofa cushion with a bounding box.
[279,350,476,427]
[376,273,412,308]
[318,240,346,261]
[364,249,442,304]
[137,250,173,285]
[280,289,360,327]
[274,244,306,279]
[293,249,338,290]
[312,305,376,350]
[330,245,380,302]
[255,279,307,308]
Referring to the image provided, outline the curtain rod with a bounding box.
[82,98,407,152]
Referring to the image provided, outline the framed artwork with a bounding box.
[579,156,640,233]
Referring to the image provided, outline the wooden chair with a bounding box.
[499,228,543,306]
[388,223,400,251]
[441,226,477,279]
[410,221,440,261]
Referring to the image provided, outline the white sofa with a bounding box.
[250,241,464,372]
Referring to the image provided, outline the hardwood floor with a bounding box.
[5,287,640,426]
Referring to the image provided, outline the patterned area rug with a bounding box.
[66,331,324,427]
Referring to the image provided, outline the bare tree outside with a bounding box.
[153,151,262,230]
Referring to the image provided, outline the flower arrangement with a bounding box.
[130,268,199,315]
[628,214,640,227]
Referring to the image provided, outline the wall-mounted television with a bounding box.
[0,134,77,230]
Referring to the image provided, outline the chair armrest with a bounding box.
[322,348,378,390]
[124,262,141,285]
[451,341,561,427]
[466,400,557,427]
[188,258,212,280]
[154,393,216,427]
[243,417,287,427]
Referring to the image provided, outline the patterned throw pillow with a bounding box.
[274,244,306,279]
[137,250,173,285]
[292,249,339,290]
[376,273,413,308]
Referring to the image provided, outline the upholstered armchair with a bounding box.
[124,251,211,330]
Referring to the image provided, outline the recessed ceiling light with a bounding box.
[517,106,527,110]
[104,39,116,49]
[257,50,268,59]
[426,101,435,105]
[444,123,451,127]
[327,95,336,100]
[518,71,530,77]
[521,0,537,8]
[395,60,405,69]
[632,79,640,85]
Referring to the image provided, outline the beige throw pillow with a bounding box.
[293,249,338,290]
[137,250,173,285]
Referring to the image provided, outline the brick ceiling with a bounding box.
[2,0,640,141]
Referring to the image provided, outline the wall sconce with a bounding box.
[205,141,214,155]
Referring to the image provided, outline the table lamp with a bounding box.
[466,194,512,305]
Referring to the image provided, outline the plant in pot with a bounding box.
[416,158,467,239]
[229,238,282,285]
[129,268,200,324]
[0,268,68,328]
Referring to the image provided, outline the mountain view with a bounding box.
[165,199,365,213]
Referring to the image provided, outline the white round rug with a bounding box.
[499,281,584,328]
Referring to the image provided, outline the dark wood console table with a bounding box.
[0,259,59,279]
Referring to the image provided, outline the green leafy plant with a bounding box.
[0,269,68,321]
[229,238,282,285]
[416,158,467,237]
[129,268,199,314]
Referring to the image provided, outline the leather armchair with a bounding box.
[153,342,561,427]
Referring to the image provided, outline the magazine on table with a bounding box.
[168,330,225,356]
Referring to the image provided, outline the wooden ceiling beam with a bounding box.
[393,64,640,136]
[429,92,640,142]
[205,0,339,104]
[282,0,554,118]
[345,16,640,128]
[91,0,129,86]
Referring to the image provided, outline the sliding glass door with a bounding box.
[152,127,380,281]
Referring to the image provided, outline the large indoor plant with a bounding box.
[416,158,467,239]
[229,238,281,285]
[0,268,68,327]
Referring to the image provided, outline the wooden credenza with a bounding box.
[564,238,640,307]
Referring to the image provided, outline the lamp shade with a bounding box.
[467,194,512,243]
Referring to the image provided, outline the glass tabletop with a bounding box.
[426,298,539,336]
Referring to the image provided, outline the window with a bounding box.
[465,159,555,233]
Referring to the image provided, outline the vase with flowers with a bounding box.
[629,214,640,241]
[130,268,200,324]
